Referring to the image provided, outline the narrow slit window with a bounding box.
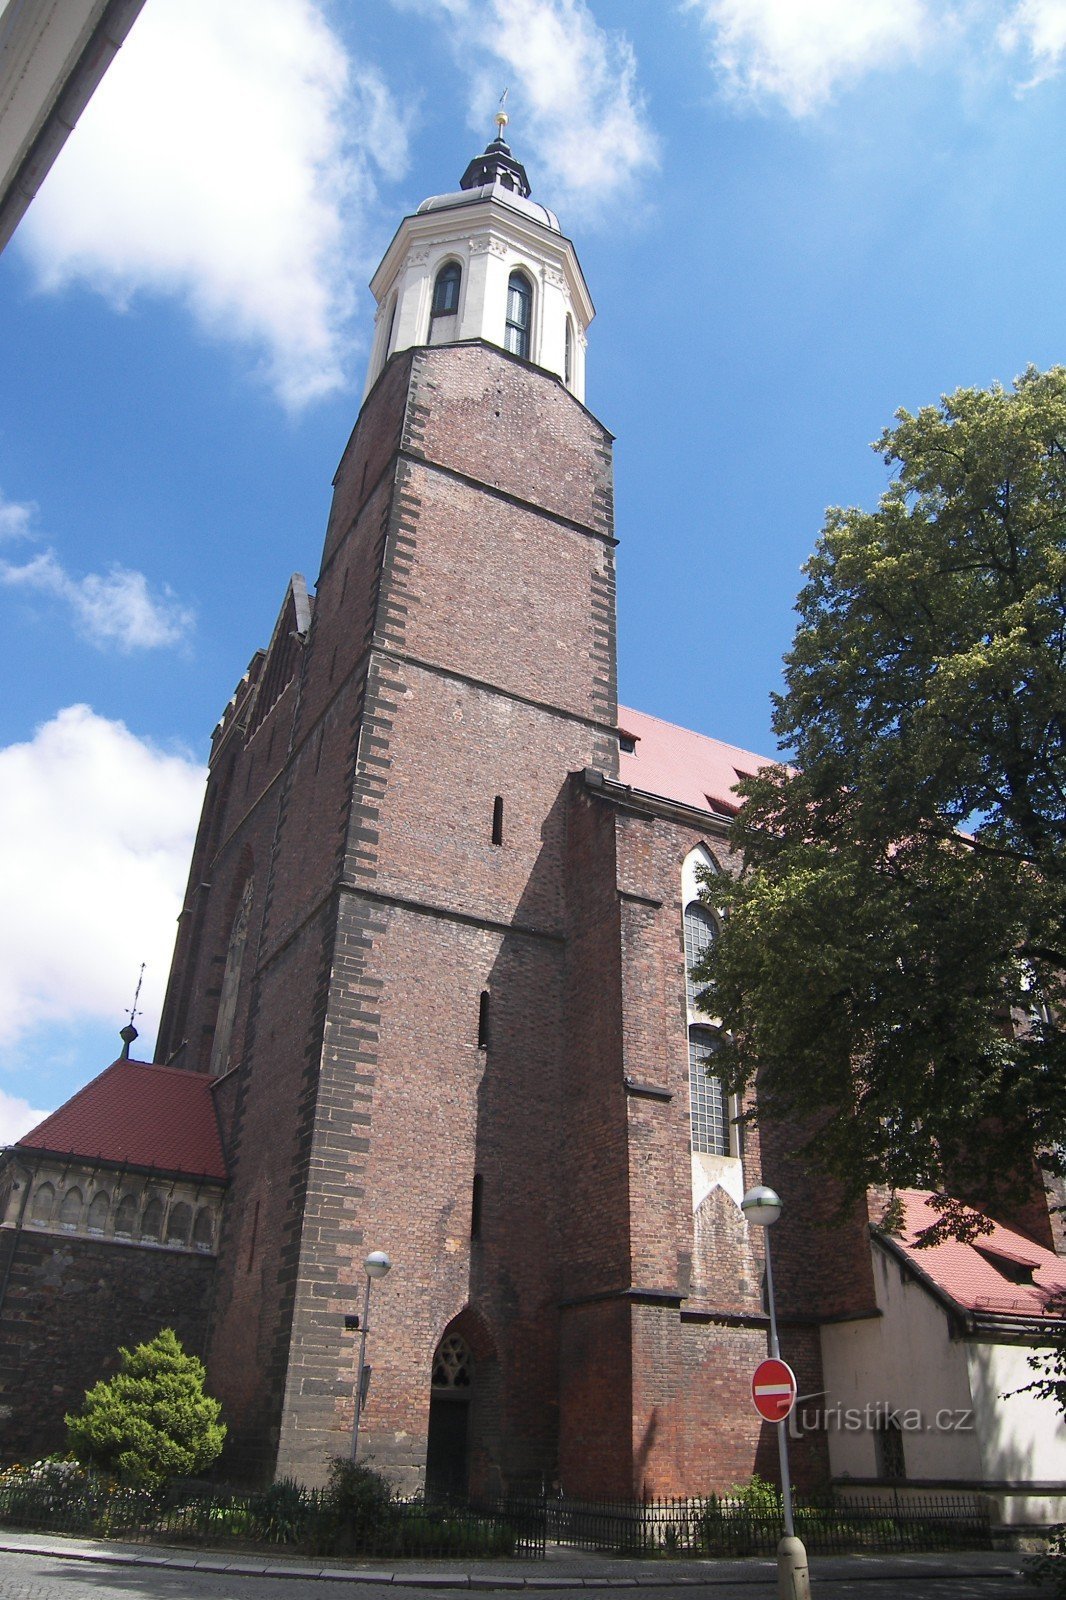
[491,795,504,845]
[564,317,573,387]
[471,1173,483,1239]
[478,991,490,1049]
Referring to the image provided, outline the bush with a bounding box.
[249,1477,310,1544]
[65,1328,226,1492]
[307,1457,397,1555]
[1026,1525,1066,1593]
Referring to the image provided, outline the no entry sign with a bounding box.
[751,1357,797,1422]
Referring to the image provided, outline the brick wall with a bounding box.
[0,1229,214,1463]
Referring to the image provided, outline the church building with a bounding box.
[1,122,1063,1523]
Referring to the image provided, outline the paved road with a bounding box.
[0,1548,1047,1600]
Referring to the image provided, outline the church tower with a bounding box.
[155,120,619,1488]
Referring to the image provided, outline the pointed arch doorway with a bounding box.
[425,1330,473,1498]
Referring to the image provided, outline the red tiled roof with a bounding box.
[889,1191,1066,1319]
[617,705,776,815]
[18,1059,227,1180]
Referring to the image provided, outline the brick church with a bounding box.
[2,124,1064,1517]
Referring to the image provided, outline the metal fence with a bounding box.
[544,1491,993,1557]
[0,1476,544,1559]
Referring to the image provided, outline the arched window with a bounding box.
[87,1192,110,1234]
[689,1028,728,1156]
[193,1207,215,1250]
[564,317,574,388]
[505,271,532,360]
[114,1194,138,1237]
[683,901,718,1011]
[59,1187,82,1229]
[432,1332,473,1391]
[432,261,461,318]
[166,1202,192,1246]
[141,1197,163,1241]
[30,1182,54,1223]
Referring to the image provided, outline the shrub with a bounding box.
[65,1328,226,1492]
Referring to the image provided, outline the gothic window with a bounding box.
[432,261,461,317]
[689,1028,728,1157]
[210,875,254,1078]
[166,1202,192,1246]
[684,901,718,1011]
[432,1332,473,1391]
[59,1187,82,1229]
[114,1194,138,1236]
[193,1206,215,1250]
[30,1182,54,1223]
[505,271,532,359]
[87,1192,109,1234]
[141,1197,163,1241]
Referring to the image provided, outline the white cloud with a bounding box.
[999,0,1066,83]
[410,0,658,218]
[0,1088,53,1146]
[0,707,205,1059]
[17,0,408,408]
[0,494,34,543]
[1,549,193,651]
[683,0,932,116]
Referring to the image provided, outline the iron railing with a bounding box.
[544,1491,993,1557]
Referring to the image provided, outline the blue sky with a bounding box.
[2,0,1066,1130]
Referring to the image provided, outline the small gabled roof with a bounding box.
[617,705,776,817]
[17,1059,227,1181]
[883,1190,1066,1321]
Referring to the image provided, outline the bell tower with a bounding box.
[364,113,593,401]
[176,127,618,1488]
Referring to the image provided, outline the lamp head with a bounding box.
[741,1185,782,1227]
[364,1250,392,1279]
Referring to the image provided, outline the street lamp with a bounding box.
[741,1186,810,1600]
[350,1250,392,1463]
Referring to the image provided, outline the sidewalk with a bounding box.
[0,1527,1032,1588]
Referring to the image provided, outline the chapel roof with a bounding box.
[617,704,777,817]
[884,1190,1066,1321]
[17,1059,227,1180]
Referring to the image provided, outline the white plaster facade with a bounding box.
[364,177,594,402]
[817,1237,1066,1526]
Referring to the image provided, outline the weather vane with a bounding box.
[125,962,146,1027]
[495,87,509,136]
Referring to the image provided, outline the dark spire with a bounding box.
[460,104,531,199]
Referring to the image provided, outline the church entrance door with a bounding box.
[425,1331,473,1498]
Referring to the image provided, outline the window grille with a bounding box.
[689,1029,728,1156]
[505,272,532,359]
[683,901,718,1011]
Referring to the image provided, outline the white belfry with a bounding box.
[364,117,594,402]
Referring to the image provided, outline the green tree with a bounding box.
[696,366,1066,1208]
[66,1327,226,1490]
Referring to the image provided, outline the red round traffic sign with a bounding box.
[751,1357,797,1422]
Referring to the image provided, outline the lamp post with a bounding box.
[741,1186,810,1600]
[350,1249,391,1463]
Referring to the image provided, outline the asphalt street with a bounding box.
[0,1546,1048,1600]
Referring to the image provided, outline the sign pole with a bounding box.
[763,1232,795,1539]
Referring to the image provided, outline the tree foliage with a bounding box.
[696,366,1066,1205]
[65,1327,226,1490]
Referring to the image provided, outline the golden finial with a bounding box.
[495,87,509,136]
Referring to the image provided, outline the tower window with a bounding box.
[505,271,532,360]
[478,991,490,1049]
[564,317,573,387]
[491,795,504,845]
[432,261,461,317]
[471,1173,483,1239]
[689,1028,728,1156]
